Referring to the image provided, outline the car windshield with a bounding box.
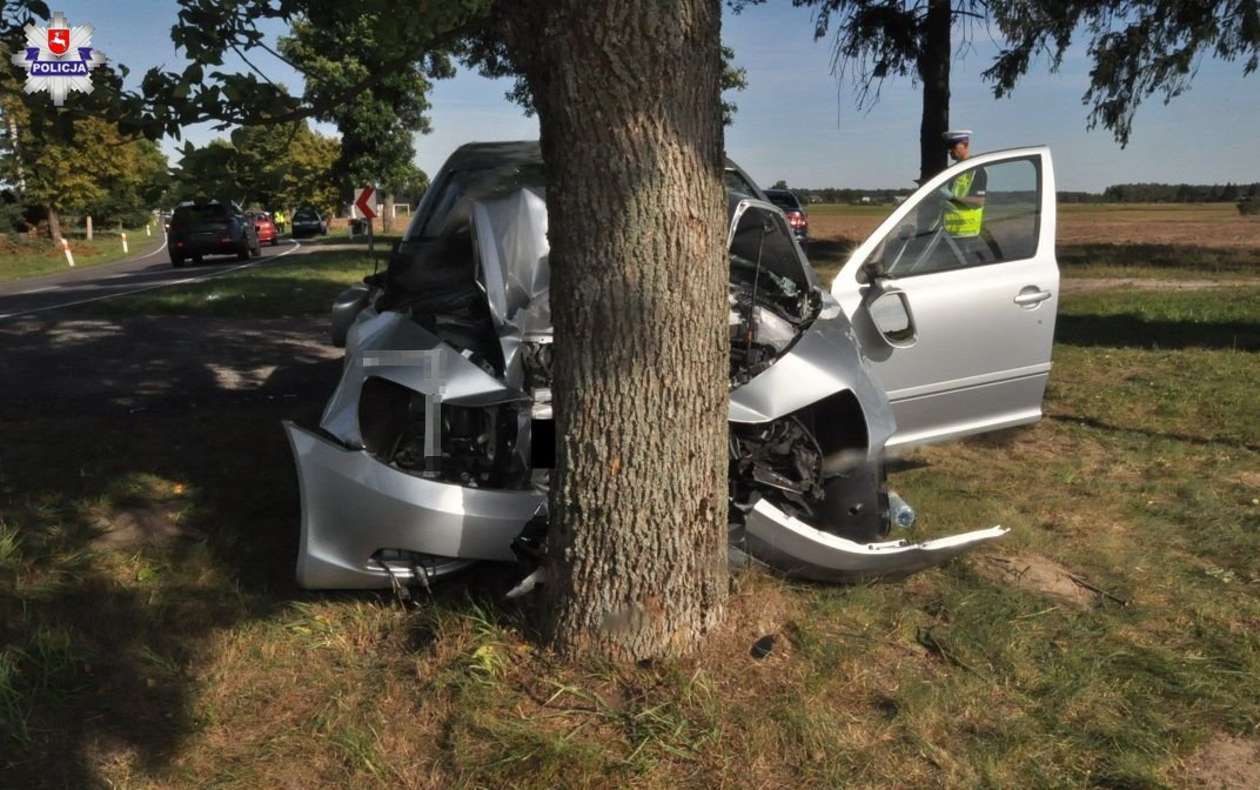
[294,209,319,220]
[410,162,547,240]
[724,169,759,198]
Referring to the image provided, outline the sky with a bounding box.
[45,1,1260,192]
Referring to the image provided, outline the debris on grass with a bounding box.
[749,634,776,659]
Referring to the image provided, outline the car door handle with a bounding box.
[1014,287,1053,306]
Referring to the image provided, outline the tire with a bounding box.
[237,245,250,262]
[270,237,278,246]
[171,255,185,268]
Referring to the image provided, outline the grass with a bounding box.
[0,226,164,283]
[66,248,382,319]
[1057,286,1260,353]
[2,219,1259,786]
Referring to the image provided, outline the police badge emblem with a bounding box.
[11,12,107,106]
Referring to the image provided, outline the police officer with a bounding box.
[941,129,985,239]
[274,209,286,234]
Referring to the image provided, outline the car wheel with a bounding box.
[237,245,250,262]
[171,255,185,268]
[270,237,278,246]
[193,255,203,265]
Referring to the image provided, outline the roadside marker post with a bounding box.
[61,238,75,267]
[145,223,151,237]
[121,232,128,254]
[354,185,379,271]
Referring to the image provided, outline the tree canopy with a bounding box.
[986,0,1260,146]
[277,12,447,209]
[170,121,339,214]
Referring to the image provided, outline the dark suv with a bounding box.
[169,200,261,267]
[764,188,809,241]
[291,206,328,238]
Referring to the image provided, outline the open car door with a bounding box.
[831,147,1059,449]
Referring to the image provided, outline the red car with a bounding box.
[247,211,279,246]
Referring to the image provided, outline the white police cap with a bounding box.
[942,129,973,144]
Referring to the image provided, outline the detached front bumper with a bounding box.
[284,422,544,589]
[742,498,1007,582]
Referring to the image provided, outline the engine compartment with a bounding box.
[337,192,888,545]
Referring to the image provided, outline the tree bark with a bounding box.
[47,206,62,244]
[917,0,951,183]
[500,0,730,661]
[381,191,394,233]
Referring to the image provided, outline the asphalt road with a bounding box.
[0,232,318,322]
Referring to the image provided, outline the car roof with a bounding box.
[446,140,748,170]
[413,141,768,239]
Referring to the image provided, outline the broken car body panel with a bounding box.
[743,498,1009,583]
[289,141,1028,589]
[285,421,542,588]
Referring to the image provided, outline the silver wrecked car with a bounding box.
[285,141,1059,589]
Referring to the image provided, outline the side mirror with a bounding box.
[868,288,918,349]
[859,258,886,284]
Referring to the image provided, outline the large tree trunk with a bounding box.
[917,0,951,183]
[7,113,26,191]
[46,206,63,245]
[380,191,393,233]
[501,0,730,661]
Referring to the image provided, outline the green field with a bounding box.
[65,248,380,319]
[0,226,164,283]
[3,231,1260,786]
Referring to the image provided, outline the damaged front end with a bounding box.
[288,141,1005,590]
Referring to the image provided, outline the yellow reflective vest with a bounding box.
[944,170,984,238]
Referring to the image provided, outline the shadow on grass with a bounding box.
[0,314,517,785]
[1047,413,1260,454]
[1055,313,1259,352]
[1059,242,1260,275]
[802,236,858,262]
[291,232,402,248]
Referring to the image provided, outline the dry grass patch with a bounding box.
[1175,734,1260,789]
[1061,277,1260,293]
[973,552,1098,608]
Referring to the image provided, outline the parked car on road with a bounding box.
[290,140,1059,591]
[291,206,328,238]
[247,210,279,246]
[765,188,809,241]
[168,200,261,267]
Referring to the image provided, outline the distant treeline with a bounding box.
[792,188,915,204]
[1094,182,1260,203]
[788,183,1260,205]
